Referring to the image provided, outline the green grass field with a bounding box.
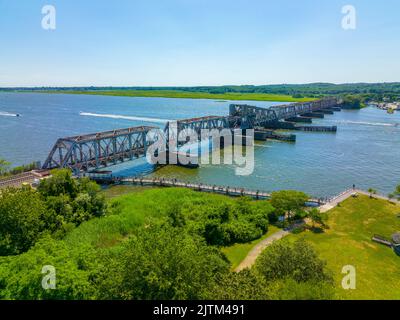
[65,186,400,299]
[281,195,400,300]
[221,225,280,270]
[35,89,316,102]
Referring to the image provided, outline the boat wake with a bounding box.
[330,120,398,127]
[0,111,19,117]
[79,112,172,124]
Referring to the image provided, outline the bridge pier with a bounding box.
[264,121,296,130]
[255,129,296,142]
[317,109,334,115]
[295,126,337,132]
[285,117,313,123]
[300,112,325,118]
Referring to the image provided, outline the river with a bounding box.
[0,92,399,197]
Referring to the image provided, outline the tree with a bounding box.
[270,190,309,221]
[0,187,47,255]
[342,95,362,109]
[308,208,328,229]
[0,158,10,175]
[37,169,79,198]
[254,239,333,284]
[97,225,229,300]
[208,269,270,300]
[38,169,107,226]
[0,236,102,299]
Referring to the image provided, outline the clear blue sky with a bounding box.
[0,0,399,86]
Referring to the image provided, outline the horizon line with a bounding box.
[1,81,400,89]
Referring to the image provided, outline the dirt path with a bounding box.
[234,189,399,272]
[234,221,304,272]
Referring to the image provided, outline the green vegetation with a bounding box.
[0,169,107,255]
[0,159,10,175]
[283,195,400,299]
[0,176,334,300]
[96,225,229,300]
[0,158,40,179]
[1,175,399,300]
[308,208,328,230]
[342,95,364,109]
[221,225,280,270]
[36,89,315,102]
[211,239,334,300]
[269,190,309,223]
[6,82,400,102]
[388,184,400,201]
[0,187,47,255]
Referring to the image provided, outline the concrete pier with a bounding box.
[330,107,342,112]
[285,117,313,123]
[301,112,325,119]
[265,121,297,130]
[255,129,296,142]
[296,125,337,132]
[318,109,334,115]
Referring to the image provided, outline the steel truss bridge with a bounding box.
[229,97,339,128]
[42,97,340,173]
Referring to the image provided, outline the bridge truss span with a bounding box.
[42,97,341,174]
[229,97,339,128]
[42,126,156,173]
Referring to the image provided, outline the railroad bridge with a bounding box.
[42,97,341,174]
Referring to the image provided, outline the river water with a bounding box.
[0,92,399,197]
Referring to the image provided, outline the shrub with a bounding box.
[0,187,47,255]
[254,239,333,284]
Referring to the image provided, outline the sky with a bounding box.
[0,0,399,87]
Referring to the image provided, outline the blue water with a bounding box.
[1,92,399,197]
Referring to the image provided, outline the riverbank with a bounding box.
[28,89,316,102]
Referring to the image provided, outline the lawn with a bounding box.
[282,195,400,300]
[221,225,280,270]
[34,89,316,102]
[101,185,157,199]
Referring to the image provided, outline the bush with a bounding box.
[97,225,229,299]
[0,187,47,255]
[266,278,336,300]
[270,190,309,221]
[0,169,107,255]
[208,269,270,300]
[254,239,333,283]
[0,236,102,299]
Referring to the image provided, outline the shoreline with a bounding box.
[12,90,317,103]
